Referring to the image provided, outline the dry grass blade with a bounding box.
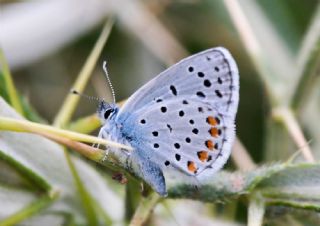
[291,4,320,112]
[223,0,292,105]
[232,138,256,171]
[110,0,188,65]
[273,107,315,163]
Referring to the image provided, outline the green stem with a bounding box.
[167,163,287,202]
[291,9,320,112]
[64,150,98,226]
[266,198,320,211]
[0,49,24,115]
[53,19,114,127]
[91,197,113,226]
[0,190,59,226]
[0,151,51,192]
[248,192,265,226]
[292,44,320,112]
[0,116,132,151]
[52,19,115,225]
[125,180,141,222]
[129,192,161,226]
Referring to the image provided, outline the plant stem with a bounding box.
[273,107,315,163]
[53,19,114,127]
[232,138,256,171]
[125,180,141,222]
[0,152,52,192]
[0,190,59,226]
[0,116,132,151]
[52,19,116,222]
[291,4,320,112]
[0,49,24,115]
[291,41,320,112]
[223,0,278,106]
[129,192,161,226]
[64,149,99,225]
[90,197,114,226]
[248,193,265,226]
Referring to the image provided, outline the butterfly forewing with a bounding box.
[119,47,239,118]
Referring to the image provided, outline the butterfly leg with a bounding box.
[102,146,110,162]
[92,129,104,149]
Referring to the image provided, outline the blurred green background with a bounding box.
[1,0,320,225]
[4,0,316,163]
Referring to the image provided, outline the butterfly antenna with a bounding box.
[71,89,102,102]
[103,61,116,103]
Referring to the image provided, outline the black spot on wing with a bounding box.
[170,85,177,96]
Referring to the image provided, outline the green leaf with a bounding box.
[0,187,58,226]
[257,164,320,210]
[0,185,38,220]
[167,162,320,212]
[0,72,45,123]
[167,163,286,201]
[0,97,122,225]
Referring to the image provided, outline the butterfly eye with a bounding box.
[104,109,114,119]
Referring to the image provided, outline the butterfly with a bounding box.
[97,47,239,196]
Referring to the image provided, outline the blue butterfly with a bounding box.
[98,47,239,196]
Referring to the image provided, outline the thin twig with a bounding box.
[232,138,256,171]
[223,0,279,105]
[273,107,315,163]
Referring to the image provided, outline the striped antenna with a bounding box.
[71,89,103,102]
[102,61,116,103]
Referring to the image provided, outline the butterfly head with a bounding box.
[97,100,118,123]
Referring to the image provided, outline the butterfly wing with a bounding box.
[116,47,239,179]
[119,47,238,118]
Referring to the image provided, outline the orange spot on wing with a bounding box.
[205,140,214,150]
[187,161,197,173]
[209,127,219,137]
[206,116,217,126]
[197,151,208,162]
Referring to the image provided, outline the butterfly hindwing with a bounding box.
[129,98,234,176]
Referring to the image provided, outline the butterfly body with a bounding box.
[98,47,239,196]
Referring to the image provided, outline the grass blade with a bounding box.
[0,49,24,115]
[53,19,114,127]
